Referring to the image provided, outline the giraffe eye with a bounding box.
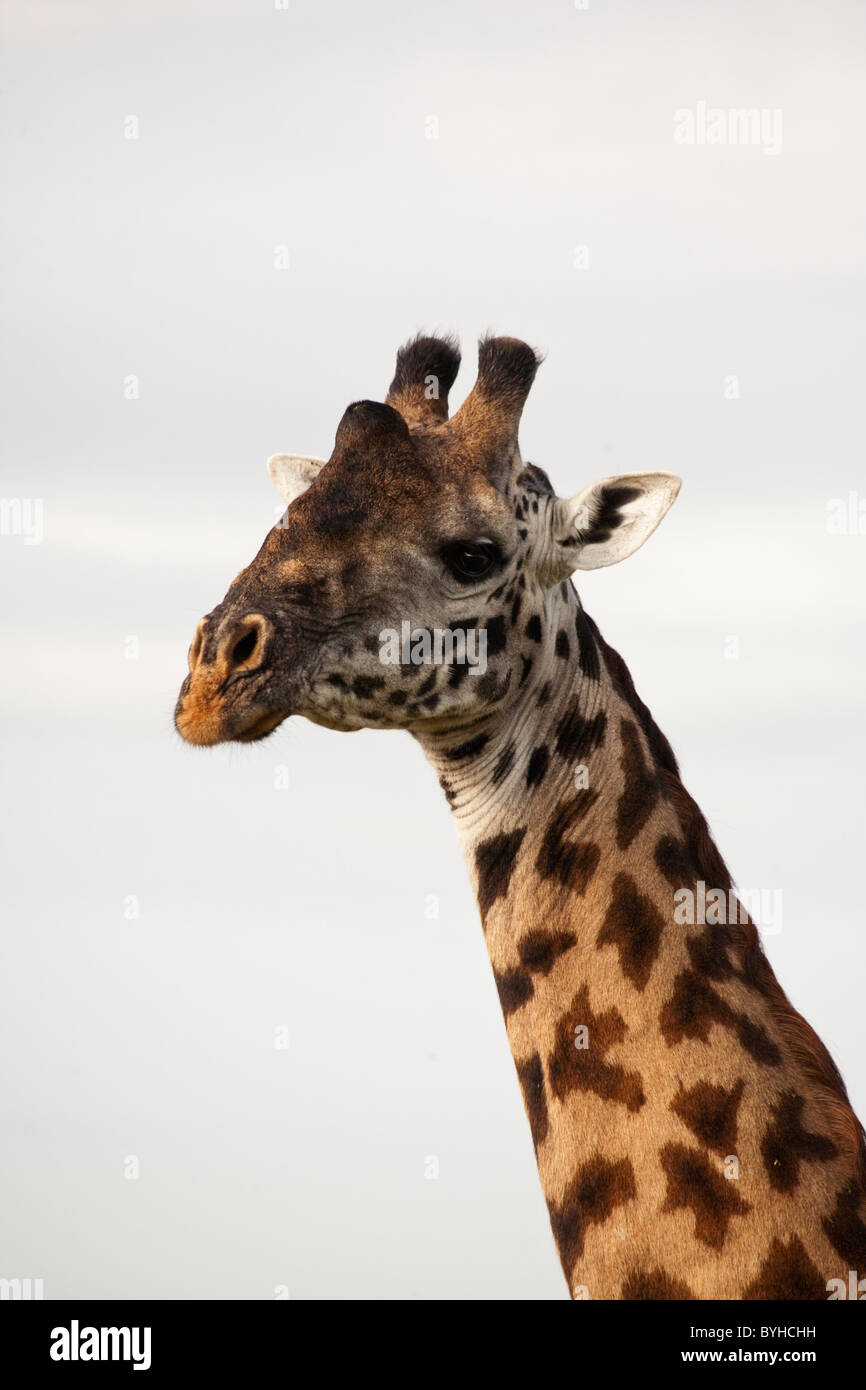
[441,539,500,582]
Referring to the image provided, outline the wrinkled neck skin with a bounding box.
[420,585,606,845]
[416,581,633,909]
[414,583,865,1301]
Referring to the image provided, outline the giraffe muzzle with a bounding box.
[175,612,287,746]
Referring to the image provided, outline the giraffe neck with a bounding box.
[415,586,866,1299]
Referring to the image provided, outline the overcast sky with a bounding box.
[2,0,865,1299]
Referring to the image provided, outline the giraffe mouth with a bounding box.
[174,674,289,747]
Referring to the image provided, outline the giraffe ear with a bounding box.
[550,472,681,576]
[266,454,327,506]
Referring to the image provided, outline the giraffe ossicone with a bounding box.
[175,332,866,1299]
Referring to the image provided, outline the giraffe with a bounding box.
[174,334,866,1299]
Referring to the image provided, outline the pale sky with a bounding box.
[1,0,865,1298]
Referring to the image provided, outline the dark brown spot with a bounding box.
[554,704,607,762]
[547,1154,637,1278]
[659,969,781,1065]
[761,1091,837,1193]
[494,966,534,1016]
[535,798,601,896]
[596,873,664,992]
[485,614,507,656]
[516,1053,549,1151]
[525,614,542,642]
[352,674,385,699]
[654,835,696,889]
[742,1236,828,1301]
[548,984,645,1113]
[438,776,456,805]
[671,1078,745,1157]
[518,928,577,975]
[616,718,661,851]
[475,665,510,703]
[491,743,515,785]
[525,745,549,788]
[445,733,489,761]
[574,606,601,682]
[659,1142,751,1249]
[621,1268,696,1300]
[686,925,738,982]
[475,828,527,923]
[495,930,579,1021]
[822,1184,866,1269]
[555,629,570,660]
[517,463,555,495]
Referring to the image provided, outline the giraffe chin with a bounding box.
[233,710,288,743]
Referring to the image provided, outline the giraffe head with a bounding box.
[174,335,680,747]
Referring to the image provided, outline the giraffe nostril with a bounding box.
[232,630,258,666]
[212,613,270,674]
